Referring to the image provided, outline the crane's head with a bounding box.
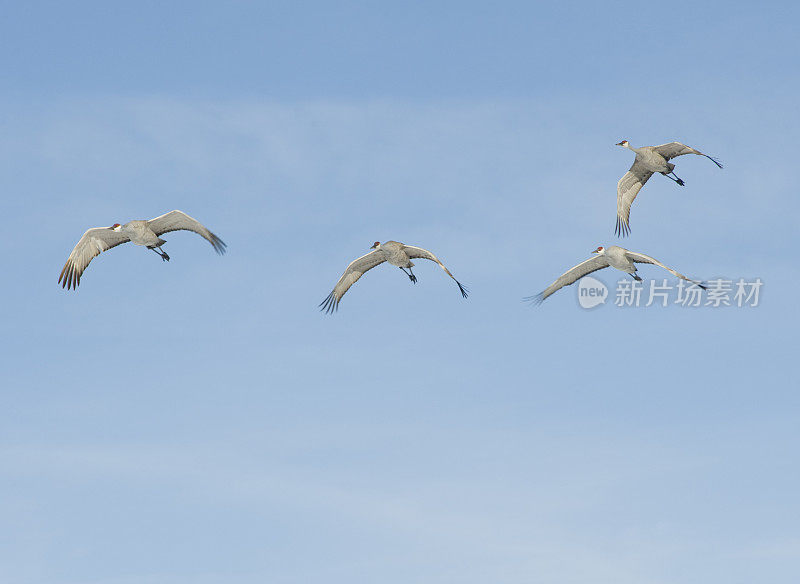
[370,241,381,249]
[592,246,605,254]
[110,223,122,231]
[616,140,629,147]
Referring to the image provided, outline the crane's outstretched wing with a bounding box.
[58,227,131,290]
[320,250,387,313]
[525,255,610,304]
[616,160,653,237]
[402,245,469,298]
[147,210,227,254]
[653,142,723,167]
[626,251,706,289]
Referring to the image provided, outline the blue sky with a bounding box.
[1,2,798,583]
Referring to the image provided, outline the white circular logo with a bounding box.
[577,276,608,309]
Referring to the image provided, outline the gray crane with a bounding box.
[320,241,468,313]
[615,140,722,236]
[59,210,226,289]
[527,245,706,304]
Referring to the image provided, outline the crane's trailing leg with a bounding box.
[629,272,642,282]
[399,267,417,283]
[149,246,170,262]
[663,171,685,186]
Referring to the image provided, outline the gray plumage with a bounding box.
[59,210,226,289]
[615,140,723,236]
[527,245,706,304]
[320,240,468,313]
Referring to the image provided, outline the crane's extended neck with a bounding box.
[616,140,636,153]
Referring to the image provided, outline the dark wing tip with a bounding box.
[210,232,227,255]
[522,292,545,306]
[319,291,339,314]
[456,281,469,299]
[706,155,723,169]
[615,216,630,237]
[698,282,708,290]
[58,261,79,290]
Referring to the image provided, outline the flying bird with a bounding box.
[320,241,468,313]
[59,210,226,289]
[527,245,706,304]
[615,140,722,236]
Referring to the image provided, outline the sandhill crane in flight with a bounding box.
[526,245,706,304]
[320,241,468,313]
[58,210,226,289]
[615,140,723,236]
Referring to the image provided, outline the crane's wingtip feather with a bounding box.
[59,263,80,290]
[210,233,227,254]
[319,292,339,314]
[615,217,630,238]
[522,293,545,306]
